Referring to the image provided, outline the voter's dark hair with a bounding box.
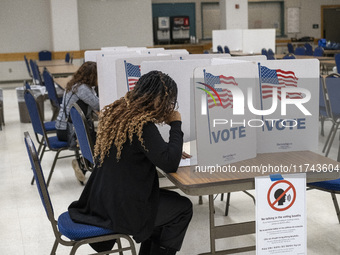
[65,61,98,92]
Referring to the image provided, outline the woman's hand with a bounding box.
[165,111,181,125]
[181,151,192,159]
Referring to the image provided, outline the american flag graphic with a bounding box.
[125,62,141,91]
[204,72,238,109]
[260,66,302,100]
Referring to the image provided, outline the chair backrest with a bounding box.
[43,69,60,109]
[70,103,95,165]
[287,43,294,53]
[294,46,306,56]
[313,46,324,57]
[224,46,230,54]
[38,50,52,61]
[29,59,43,85]
[283,53,296,59]
[261,48,268,57]
[335,54,340,74]
[24,55,32,78]
[325,74,340,120]
[267,48,275,60]
[24,89,46,137]
[24,132,54,220]
[65,52,70,63]
[217,45,223,53]
[319,76,330,118]
[25,81,31,90]
[304,43,313,56]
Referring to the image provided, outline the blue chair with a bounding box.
[70,103,95,172]
[294,46,306,56]
[43,69,63,121]
[24,89,75,186]
[322,74,340,158]
[313,46,324,57]
[38,50,52,61]
[287,43,294,53]
[335,54,340,74]
[261,48,268,58]
[29,59,43,85]
[307,178,340,223]
[267,48,275,60]
[319,76,331,137]
[224,46,230,54]
[217,45,223,53]
[304,43,313,56]
[282,53,296,59]
[24,132,137,255]
[65,52,71,63]
[24,55,32,78]
[25,83,56,154]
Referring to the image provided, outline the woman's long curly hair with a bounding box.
[65,61,98,92]
[94,70,178,165]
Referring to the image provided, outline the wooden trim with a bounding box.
[0,50,88,62]
[321,5,340,38]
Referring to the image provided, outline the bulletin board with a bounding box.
[287,7,300,33]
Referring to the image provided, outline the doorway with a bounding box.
[322,5,340,42]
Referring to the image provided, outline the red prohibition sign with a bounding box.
[267,180,296,211]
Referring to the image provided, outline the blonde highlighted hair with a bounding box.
[94,71,178,165]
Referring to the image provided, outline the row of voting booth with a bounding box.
[86,46,319,254]
[85,46,319,168]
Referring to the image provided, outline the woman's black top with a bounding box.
[68,121,183,242]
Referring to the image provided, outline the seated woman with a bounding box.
[55,61,99,183]
[68,71,193,255]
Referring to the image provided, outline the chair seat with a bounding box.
[58,212,114,241]
[308,178,340,191]
[47,136,68,149]
[44,121,56,132]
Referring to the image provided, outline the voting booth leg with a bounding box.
[198,195,256,255]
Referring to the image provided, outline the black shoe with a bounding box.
[138,239,152,255]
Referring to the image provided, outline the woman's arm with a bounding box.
[141,121,183,173]
[76,84,100,111]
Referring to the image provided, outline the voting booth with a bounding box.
[141,59,211,143]
[212,29,276,53]
[193,62,258,166]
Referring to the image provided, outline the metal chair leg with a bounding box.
[323,123,335,153]
[46,150,63,187]
[325,122,340,157]
[331,193,340,224]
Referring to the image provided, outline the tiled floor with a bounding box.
[1,84,340,254]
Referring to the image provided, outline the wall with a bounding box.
[152,0,340,40]
[0,0,153,82]
[77,0,153,49]
[50,0,80,51]
[0,0,52,53]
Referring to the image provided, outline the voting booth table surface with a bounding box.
[165,151,340,255]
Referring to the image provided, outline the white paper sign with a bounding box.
[255,173,306,255]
